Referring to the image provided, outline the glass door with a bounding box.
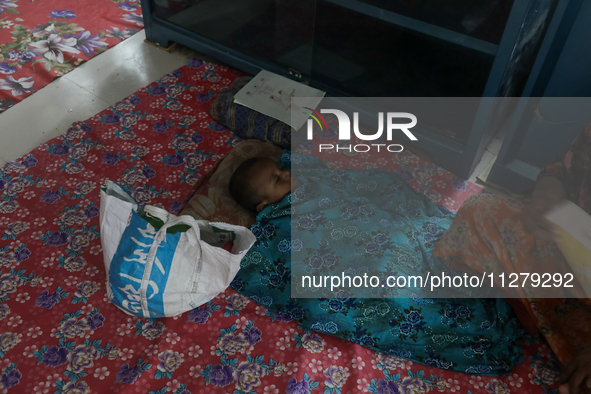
[309,0,515,98]
[152,0,317,77]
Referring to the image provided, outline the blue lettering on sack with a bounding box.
[109,211,179,317]
[147,230,179,317]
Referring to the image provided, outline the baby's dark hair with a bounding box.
[229,157,264,212]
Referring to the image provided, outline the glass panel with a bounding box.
[153,0,317,76]
[151,0,552,100]
[354,0,514,44]
[310,1,494,97]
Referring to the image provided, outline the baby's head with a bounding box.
[229,157,292,212]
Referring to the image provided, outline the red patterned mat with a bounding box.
[0,61,560,393]
[0,0,143,112]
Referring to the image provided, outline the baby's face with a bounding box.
[250,158,292,212]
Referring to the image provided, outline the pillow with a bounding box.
[210,77,291,149]
[181,140,283,227]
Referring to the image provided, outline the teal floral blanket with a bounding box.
[230,151,524,375]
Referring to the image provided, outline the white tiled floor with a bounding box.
[0,30,194,163]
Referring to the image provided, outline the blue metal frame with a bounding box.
[486,0,585,192]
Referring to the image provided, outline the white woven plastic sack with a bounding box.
[99,181,256,318]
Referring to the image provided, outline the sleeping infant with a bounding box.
[229,157,293,213]
[225,150,525,375]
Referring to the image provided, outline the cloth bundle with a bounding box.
[210,76,291,149]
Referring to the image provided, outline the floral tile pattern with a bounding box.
[0,60,560,393]
[0,0,143,112]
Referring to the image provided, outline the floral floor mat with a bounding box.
[0,60,562,393]
[0,0,143,112]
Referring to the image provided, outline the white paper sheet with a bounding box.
[233,70,325,130]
